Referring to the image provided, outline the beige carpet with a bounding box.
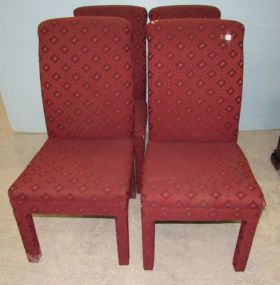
[1,96,280,285]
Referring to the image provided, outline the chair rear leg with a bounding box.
[135,138,145,193]
[115,212,129,265]
[129,160,136,199]
[142,211,155,270]
[233,219,259,271]
[13,210,41,262]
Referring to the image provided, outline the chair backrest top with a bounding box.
[74,5,147,100]
[149,5,221,20]
[147,19,244,143]
[74,5,147,23]
[38,17,134,139]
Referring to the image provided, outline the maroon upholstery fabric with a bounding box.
[74,6,148,190]
[149,5,221,21]
[134,98,147,188]
[148,19,243,143]
[142,142,265,210]
[40,17,133,139]
[8,17,134,265]
[142,19,265,272]
[135,99,147,142]
[10,139,133,212]
[74,5,147,100]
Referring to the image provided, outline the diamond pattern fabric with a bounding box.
[148,19,244,143]
[149,5,221,20]
[74,6,147,100]
[141,19,265,272]
[74,6,148,189]
[39,17,134,139]
[8,17,134,265]
[142,142,265,210]
[9,138,133,212]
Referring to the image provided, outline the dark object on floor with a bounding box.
[271,136,280,170]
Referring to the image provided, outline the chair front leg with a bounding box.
[115,212,129,265]
[233,218,260,271]
[13,210,41,262]
[142,210,155,270]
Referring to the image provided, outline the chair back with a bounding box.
[74,6,147,100]
[39,17,133,139]
[149,5,221,21]
[147,19,244,142]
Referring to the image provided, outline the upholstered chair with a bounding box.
[74,6,148,193]
[141,19,265,271]
[8,16,134,265]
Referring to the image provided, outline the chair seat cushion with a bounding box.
[9,138,133,211]
[142,142,265,210]
[134,98,147,139]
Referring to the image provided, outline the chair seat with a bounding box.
[142,141,265,210]
[9,138,134,212]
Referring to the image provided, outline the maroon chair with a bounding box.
[8,17,134,265]
[142,19,265,271]
[149,5,221,21]
[74,5,148,194]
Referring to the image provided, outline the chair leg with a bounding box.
[115,212,129,265]
[135,139,145,193]
[136,157,144,194]
[142,213,155,270]
[129,160,136,199]
[13,210,41,262]
[233,219,259,271]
